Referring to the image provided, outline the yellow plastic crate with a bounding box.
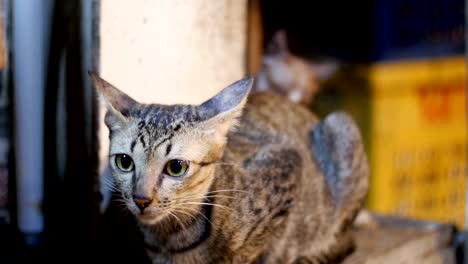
[367,56,466,229]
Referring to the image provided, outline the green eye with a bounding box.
[115,154,134,172]
[164,160,189,177]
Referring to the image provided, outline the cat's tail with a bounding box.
[309,111,369,233]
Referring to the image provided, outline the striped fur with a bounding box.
[91,72,369,264]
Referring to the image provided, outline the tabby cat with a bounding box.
[254,30,339,106]
[90,71,368,264]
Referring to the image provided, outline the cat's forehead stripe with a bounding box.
[130,139,137,152]
[154,134,174,150]
[165,143,172,156]
[127,104,201,154]
[132,104,203,127]
[139,135,147,149]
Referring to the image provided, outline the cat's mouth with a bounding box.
[124,198,175,224]
[136,212,157,222]
[134,209,167,224]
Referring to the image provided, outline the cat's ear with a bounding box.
[88,71,139,130]
[198,76,253,141]
[309,59,340,82]
[266,29,289,57]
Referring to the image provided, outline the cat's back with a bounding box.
[220,91,338,262]
[224,90,320,170]
[241,91,319,141]
[217,90,367,263]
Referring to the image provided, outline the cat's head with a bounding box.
[254,30,339,106]
[90,72,252,224]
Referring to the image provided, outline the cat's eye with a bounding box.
[164,160,189,177]
[115,154,135,172]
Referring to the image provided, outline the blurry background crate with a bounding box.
[368,56,466,228]
[316,56,466,229]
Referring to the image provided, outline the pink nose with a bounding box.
[133,195,152,212]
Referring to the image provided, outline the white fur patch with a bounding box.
[288,90,302,103]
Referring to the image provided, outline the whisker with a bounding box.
[176,202,237,213]
[171,189,249,203]
[101,176,119,189]
[174,205,216,228]
[176,190,248,199]
[118,206,131,215]
[102,183,120,193]
[113,202,130,210]
[113,200,128,206]
[101,179,120,193]
[205,189,250,195]
[210,162,242,168]
[172,190,249,203]
[172,195,240,201]
[170,208,197,222]
[113,197,131,204]
[113,197,128,203]
[167,211,185,229]
[113,202,128,209]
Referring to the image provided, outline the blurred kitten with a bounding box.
[254,30,339,106]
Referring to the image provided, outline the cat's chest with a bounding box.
[144,232,231,264]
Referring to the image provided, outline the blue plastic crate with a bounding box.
[374,0,465,61]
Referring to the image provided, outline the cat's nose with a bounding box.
[133,195,153,212]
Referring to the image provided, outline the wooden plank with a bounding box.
[247,0,263,76]
[344,211,457,264]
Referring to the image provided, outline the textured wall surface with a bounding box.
[98,0,247,181]
[100,0,247,104]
